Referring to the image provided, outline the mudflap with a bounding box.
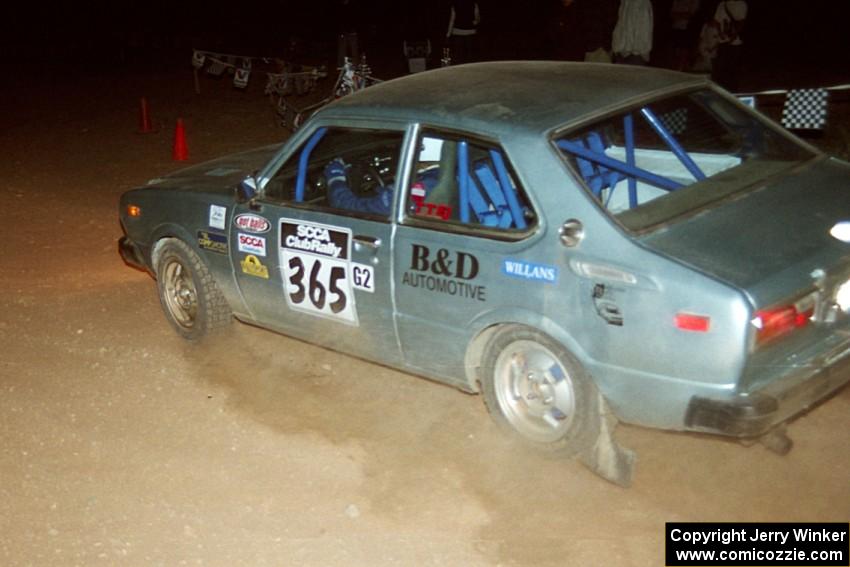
[579,392,637,487]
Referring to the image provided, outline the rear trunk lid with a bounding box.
[638,158,850,309]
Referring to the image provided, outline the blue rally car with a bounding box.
[119,62,850,484]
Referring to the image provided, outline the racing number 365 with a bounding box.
[287,256,348,314]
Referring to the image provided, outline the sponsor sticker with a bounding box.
[351,263,375,293]
[237,233,267,256]
[501,259,559,284]
[234,213,270,234]
[197,230,228,255]
[401,244,486,301]
[279,219,358,324]
[209,204,227,229]
[240,255,269,279]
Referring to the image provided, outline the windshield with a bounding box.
[555,89,816,231]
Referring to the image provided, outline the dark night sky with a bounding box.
[3,0,849,88]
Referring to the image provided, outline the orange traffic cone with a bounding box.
[172,118,188,161]
[138,97,153,133]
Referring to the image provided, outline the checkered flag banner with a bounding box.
[781,89,829,131]
[659,108,689,135]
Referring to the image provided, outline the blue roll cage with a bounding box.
[557,107,707,210]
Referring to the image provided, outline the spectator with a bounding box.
[577,0,619,62]
[446,0,481,64]
[611,0,654,65]
[336,0,360,67]
[711,0,747,90]
[548,0,583,61]
[670,0,701,70]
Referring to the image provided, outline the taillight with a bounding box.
[674,313,711,332]
[752,296,815,346]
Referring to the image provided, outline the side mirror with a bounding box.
[236,175,258,203]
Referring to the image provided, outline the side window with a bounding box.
[262,127,405,220]
[403,131,536,234]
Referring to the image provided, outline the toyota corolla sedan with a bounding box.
[119,62,850,485]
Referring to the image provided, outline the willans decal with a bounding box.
[501,259,559,284]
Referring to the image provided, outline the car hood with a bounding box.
[639,158,850,307]
[145,143,282,194]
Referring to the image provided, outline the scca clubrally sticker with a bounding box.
[279,219,358,325]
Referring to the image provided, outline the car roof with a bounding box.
[322,61,708,137]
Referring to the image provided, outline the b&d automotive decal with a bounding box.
[197,230,228,254]
[234,213,270,234]
[240,255,269,279]
[402,244,486,301]
[501,259,558,284]
[237,233,267,256]
[279,219,358,324]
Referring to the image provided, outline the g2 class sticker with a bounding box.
[237,233,266,256]
[279,219,358,324]
[234,213,270,234]
[501,259,558,284]
[351,263,375,293]
[240,255,269,279]
[197,230,228,255]
[209,205,227,230]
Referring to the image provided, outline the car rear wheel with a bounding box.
[481,326,600,454]
[155,239,231,340]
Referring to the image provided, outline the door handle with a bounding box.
[353,235,382,252]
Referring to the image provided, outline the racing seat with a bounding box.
[422,140,459,217]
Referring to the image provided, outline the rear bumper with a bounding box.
[685,338,850,437]
[118,236,148,271]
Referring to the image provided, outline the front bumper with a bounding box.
[118,236,148,271]
[685,338,850,437]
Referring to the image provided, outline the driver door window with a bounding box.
[263,127,405,220]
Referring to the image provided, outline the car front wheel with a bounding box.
[481,326,600,454]
[155,239,231,340]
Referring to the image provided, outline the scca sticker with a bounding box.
[237,233,266,256]
[279,219,358,324]
[234,213,270,234]
[197,230,228,255]
[240,255,269,279]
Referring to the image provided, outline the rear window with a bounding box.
[555,89,815,231]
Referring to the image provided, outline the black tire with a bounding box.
[480,325,600,455]
[155,239,232,341]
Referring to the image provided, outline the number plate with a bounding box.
[279,219,358,324]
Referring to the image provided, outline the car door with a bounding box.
[231,123,411,366]
[392,128,542,385]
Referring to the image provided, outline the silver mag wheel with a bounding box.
[155,239,232,341]
[481,326,600,454]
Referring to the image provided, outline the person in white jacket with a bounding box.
[612,0,654,65]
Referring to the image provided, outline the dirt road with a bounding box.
[1,66,847,567]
